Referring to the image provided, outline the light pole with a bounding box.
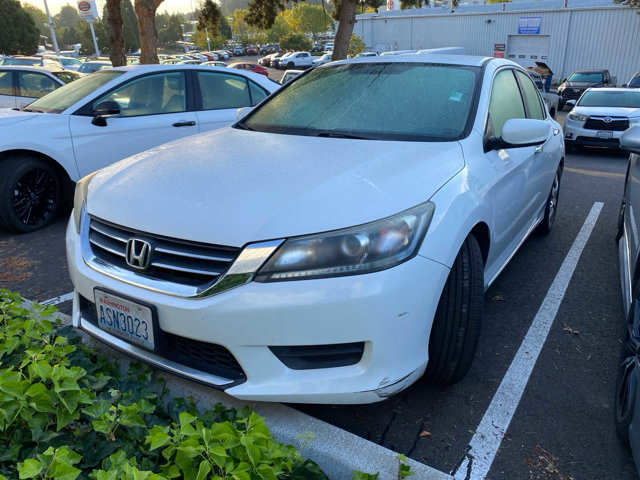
[227,17,233,41]
[205,27,211,50]
[42,0,60,55]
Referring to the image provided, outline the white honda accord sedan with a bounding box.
[66,55,564,404]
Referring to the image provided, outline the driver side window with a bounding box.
[94,72,186,117]
[487,69,526,138]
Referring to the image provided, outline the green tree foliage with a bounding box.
[486,0,510,3]
[54,4,80,28]
[283,4,331,39]
[279,31,312,51]
[78,19,109,54]
[266,14,292,42]
[156,12,185,45]
[218,15,233,39]
[347,34,364,56]
[21,3,49,36]
[60,26,81,46]
[615,0,640,8]
[0,0,39,55]
[197,0,222,36]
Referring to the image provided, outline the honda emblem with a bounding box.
[125,238,152,270]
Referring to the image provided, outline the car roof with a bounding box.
[0,65,67,73]
[571,70,606,74]
[328,53,493,68]
[584,87,639,93]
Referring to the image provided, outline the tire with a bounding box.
[287,62,294,69]
[536,166,562,236]
[425,234,484,384]
[614,298,640,447]
[617,191,626,243]
[0,156,61,233]
[558,100,565,112]
[549,107,556,120]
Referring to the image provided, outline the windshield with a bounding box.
[78,62,112,74]
[59,58,82,67]
[241,63,477,141]
[2,58,40,66]
[630,76,640,88]
[52,71,81,84]
[568,72,603,83]
[578,90,640,108]
[27,70,123,113]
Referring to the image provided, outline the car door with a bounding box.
[69,71,199,178]
[0,70,15,108]
[484,68,549,256]
[16,71,59,108]
[193,70,269,134]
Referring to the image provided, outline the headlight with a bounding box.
[255,202,435,282]
[568,112,588,122]
[73,172,98,233]
[630,117,640,126]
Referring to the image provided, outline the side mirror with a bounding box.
[92,100,120,127]
[236,106,252,120]
[621,126,640,155]
[485,118,550,151]
[562,78,567,83]
[566,99,577,106]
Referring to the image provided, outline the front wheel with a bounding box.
[558,100,566,111]
[0,156,61,233]
[287,62,294,69]
[425,234,484,384]
[536,167,561,236]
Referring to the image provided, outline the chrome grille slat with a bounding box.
[154,246,235,263]
[87,217,241,289]
[151,262,224,276]
[89,237,127,258]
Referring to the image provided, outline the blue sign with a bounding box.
[518,16,542,35]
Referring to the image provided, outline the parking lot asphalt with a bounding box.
[0,109,637,479]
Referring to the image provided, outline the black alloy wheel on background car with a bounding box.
[0,156,61,233]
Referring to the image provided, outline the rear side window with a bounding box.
[516,71,545,120]
[196,71,251,110]
[18,72,58,98]
[0,71,13,96]
[488,69,526,138]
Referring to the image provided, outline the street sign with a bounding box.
[76,0,98,21]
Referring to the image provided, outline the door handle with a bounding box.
[172,121,196,127]
[534,145,544,154]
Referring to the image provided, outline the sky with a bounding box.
[29,0,197,18]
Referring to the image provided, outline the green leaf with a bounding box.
[353,472,379,480]
[146,425,171,450]
[246,444,261,466]
[195,460,212,480]
[17,459,43,479]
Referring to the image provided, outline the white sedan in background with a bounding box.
[564,88,640,151]
[0,65,81,108]
[67,55,564,404]
[0,64,279,232]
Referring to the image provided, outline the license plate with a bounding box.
[94,290,155,350]
[597,131,613,139]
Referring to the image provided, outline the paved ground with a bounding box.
[0,105,637,478]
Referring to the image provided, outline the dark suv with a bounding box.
[557,69,614,110]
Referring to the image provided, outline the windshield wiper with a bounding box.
[315,131,371,140]
[21,107,45,113]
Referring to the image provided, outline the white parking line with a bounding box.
[453,202,604,480]
[41,291,74,306]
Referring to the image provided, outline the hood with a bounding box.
[0,108,39,127]
[571,106,640,118]
[88,128,464,247]
[561,81,602,89]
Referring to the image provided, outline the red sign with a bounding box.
[78,1,90,11]
[387,0,394,10]
[493,43,505,58]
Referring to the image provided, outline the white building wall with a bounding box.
[356,7,640,84]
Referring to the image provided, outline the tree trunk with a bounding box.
[106,0,126,67]
[332,0,356,61]
[134,0,163,64]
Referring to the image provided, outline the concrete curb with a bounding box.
[22,298,452,480]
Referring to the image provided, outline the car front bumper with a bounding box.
[563,117,625,148]
[66,215,451,404]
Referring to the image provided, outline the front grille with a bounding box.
[561,88,583,101]
[575,136,620,147]
[583,117,629,131]
[79,295,246,382]
[89,217,241,288]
